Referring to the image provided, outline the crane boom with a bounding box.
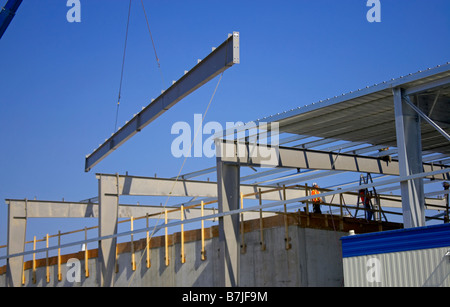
[0,0,23,39]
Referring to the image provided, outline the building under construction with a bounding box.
[1,31,450,287]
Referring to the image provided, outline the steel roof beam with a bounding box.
[403,75,450,96]
[218,140,449,180]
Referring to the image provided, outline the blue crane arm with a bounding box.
[0,0,23,39]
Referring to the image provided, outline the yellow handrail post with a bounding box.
[130,217,136,271]
[165,209,170,266]
[180,205,186,264]
[201,201,206,261]
[146,213,151,268]
[57,230,62,281]
[32,236,36,284]
[84,227,89,278]
[22,260,25,285]
[46,234,50,283]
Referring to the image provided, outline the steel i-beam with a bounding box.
[393,88,426,228]
[85,32,240,172]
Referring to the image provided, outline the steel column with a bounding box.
[98,174,119,287]
[393,88,425,228]
[216,159,240,287]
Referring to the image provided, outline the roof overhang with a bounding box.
[257,63,450,156]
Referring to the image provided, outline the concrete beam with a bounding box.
[4,198,278,222]
[98,174,119,287]
[216,160,240,287]
[93,173,447,210]
[96,173,305,201]
[6,200,27,287]
[85,32,240,172]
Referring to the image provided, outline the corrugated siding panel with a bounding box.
[343,247,450,287]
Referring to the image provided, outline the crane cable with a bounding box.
[114,0,165,133]
[114,0,132,133]
[140,0,165,89]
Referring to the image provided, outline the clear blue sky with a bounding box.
[0,0,449,257]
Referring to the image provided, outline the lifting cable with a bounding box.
[140,0,165,88]
[114,0,165,132]
[114,0,132,133]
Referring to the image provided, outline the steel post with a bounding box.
[393,88,425,228]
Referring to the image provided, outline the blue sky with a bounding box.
[0,0,449,258]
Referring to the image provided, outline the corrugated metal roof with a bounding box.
[257,63,450,156]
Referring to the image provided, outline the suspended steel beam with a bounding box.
[85,32,240,172]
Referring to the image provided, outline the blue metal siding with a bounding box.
[341,223,450,258]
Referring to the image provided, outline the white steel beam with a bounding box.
[85,32,240,172]
[217,140,449,180]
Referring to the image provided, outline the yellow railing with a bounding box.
[1,183,447,285]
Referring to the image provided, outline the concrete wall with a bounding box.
[2,214,400,287]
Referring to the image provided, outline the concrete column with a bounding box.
[393,88,425,228]
[98,174,119,287]
[216,159,240,287]
[6,200,27,287]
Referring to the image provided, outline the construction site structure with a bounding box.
[1,31,449,287]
